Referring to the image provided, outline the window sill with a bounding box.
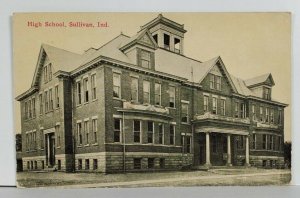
[56,146,61,149]
[113,97,125,101]
[167,107,176,110]
[181,122,190,125]
[92,143,98,146]
[84,144,90,147]
[77,145,83,148]
[83,102,89,105]
[91,99,98,102]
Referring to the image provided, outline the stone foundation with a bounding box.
[250,155,285,168]
[22,156,46,171]
[75,152,106,172]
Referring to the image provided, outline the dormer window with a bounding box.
[263,87,271,100]
[163,34,170,50]
[141,50,151,69]
[153,34,158,44]
[174,38,180,53]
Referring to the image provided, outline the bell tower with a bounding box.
[140,14,187,55]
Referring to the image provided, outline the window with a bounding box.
[92,119,98,143]
[34,161,37,169]
[278,109,282,124]
[25,101,28,119]
[210,74,215,89]
[40,129,44,149]
[41,161,44,169]
[147,121,154,143]
[85,159,90,170]
[78,159,82,170]
[262,134,267,150]
[170,125,175,145]
[159,158,165,168]
[141,50,151,69]
[234,102,239,118]
[114,119,121,142]
[260,107,263,122]
[163,34,170,49]
[153,34,158,43]
[26,134,29,151]
[113,73,121,98]
[32,98,36,118]
[186,136,191,153]
[265,108,269,123]
[133,158,141,169]
[55,125,60,147]
[44,66,48,83]
[39,94,43,115]
[83,78,89,103]
[158,123,164,144]
[133,120,141,143]
[55,85,59,108]
[76,81,82,105]
[84,120,89,144]
[252,105,256,121]
[252,134,256,149]
[216,76,221,90]
[77,122,82,145]
[240,103,245,118]
[143,80,150,104]
[28,100,32,118]
[181,103,189,123]
[263,87,271,100]
[204,95,209,112]
[278,137,282,151]
[48,63,52,81]
[269,135,273,150]
[148,158,155,169]
[210,74,221,90]
[169,86,175,108]
[270,108,274,124]
[155,83,161,105]
[272,136,276,150]
[57,160,61,170]
[131,77,138,102]
[32,131,36,149]
[27,161,30,170]
[49,89,53,111]
[93,159,98,170]
[212,97,217,114]
[174,38,180,53]
[220,99,226,116]
[91,74,97,100]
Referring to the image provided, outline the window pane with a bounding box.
[131,77,138,101]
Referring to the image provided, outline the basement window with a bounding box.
[134,158,142,169]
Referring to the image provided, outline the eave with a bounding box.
[15,86,39,101]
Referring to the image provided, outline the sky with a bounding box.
[13,12,291,141]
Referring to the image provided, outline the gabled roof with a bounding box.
[31,44,83,87]
[119,29,158,51]
[244,73,275,88]
[140,14,186,33]
[230,74,253,96]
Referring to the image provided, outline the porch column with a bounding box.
[245,135,250,167]
[205,132,211,167]
[227,134,232,166]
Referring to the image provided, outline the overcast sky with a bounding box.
[13,13,291,141]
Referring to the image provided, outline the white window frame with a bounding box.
[154,83,161,106]
[113,73,121,99]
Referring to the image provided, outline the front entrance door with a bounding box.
[46,133,55,167]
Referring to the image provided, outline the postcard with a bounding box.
[13,12,291,188]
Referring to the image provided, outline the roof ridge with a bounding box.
[42,43,81,55]
[96,33,130,51]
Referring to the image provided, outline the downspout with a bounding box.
[191,65,195,166]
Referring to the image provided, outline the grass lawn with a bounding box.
[17,168,291,188]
